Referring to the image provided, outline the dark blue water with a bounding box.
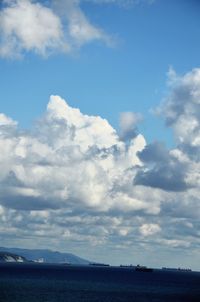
[0,263,200,302]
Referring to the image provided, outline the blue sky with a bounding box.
[1,0,200,143]
[0,0,200,269]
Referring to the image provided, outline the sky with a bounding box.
[0,0,200,269]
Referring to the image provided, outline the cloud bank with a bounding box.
[0,68,200,267]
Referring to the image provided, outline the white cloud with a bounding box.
[0,0,66,58]
[46,95,118,151]
[62,0,110,46]
[139,223,161,236]
[0,0,111,58]
[158,238,190,248]
[161,68,200,148]
[0,0,155,59]
[0,113,17,126]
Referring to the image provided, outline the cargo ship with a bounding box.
[135,265,153,272]
[162,267,192,272]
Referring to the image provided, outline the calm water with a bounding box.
[0,263,200,302]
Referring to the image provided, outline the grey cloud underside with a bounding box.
[0,193,60,211]
[119,112,143,142]
[120,128,138,142]
[134,167,188,192]
[135,142,189,191]
[137,142,168,163]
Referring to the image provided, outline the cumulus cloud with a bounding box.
[0,0,66,58]
[52,0,111,47]
[0,113,17,126]
[1,69,200,267]
[0,95,148,214]
[135,68,200,194]
[161,68,200,158]
[0,0,110,58]
[0,0,156,58]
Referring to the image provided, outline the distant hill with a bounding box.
[0,247,90,264]
[0,251,27,263]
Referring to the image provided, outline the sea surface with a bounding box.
[0,263,200,302]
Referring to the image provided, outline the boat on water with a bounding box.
[89,263,110,267]
[162,267,192,272]
[120,265,134,268]
[135,265,153,272]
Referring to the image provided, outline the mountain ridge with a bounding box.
[0,247,90,264]
[0,251,27,263]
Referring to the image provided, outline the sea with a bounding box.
[0,263,200,302]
